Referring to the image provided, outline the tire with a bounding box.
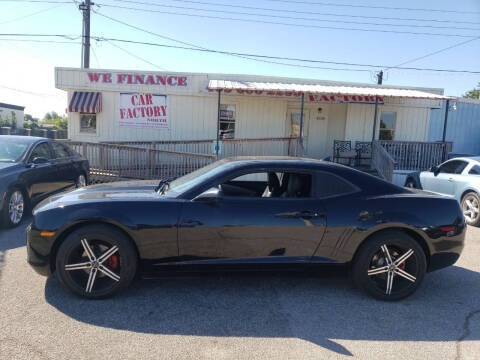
[461,192,480,226]
[75,173,87,188]
[2,187,26,228]
[352,231,426,301]
[404,178,417,189]
[55,224,138,299]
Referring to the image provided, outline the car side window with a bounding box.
[439,160,468,174]
[316,172,356,198]
[469,165,480,175]
[219,171,312,198]
[28,142,51,162]
[52,142,70,159]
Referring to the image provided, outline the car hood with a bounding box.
[34,180,169,212]
[0,162,22,175]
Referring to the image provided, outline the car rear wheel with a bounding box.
[2,188,26,228]
[352,231,426,301]
[404,178,417,188]
[55,224,137,299]
[461,192,480,226]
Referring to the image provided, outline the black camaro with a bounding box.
[27,157,465,300]
[0,135,89,227]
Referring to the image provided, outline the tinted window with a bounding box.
[28,142,51,162]
[469,165,480,175]
[439,160,468,174]
[316,172,356,197]
[52,142,70,158]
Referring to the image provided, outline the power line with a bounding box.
[93,3,478,38]
[0,0,72,3]
[2,33,478,74]
[104,39,168,71]
[91,36,480,74]
[0,84,61,97]
[389,37,480,69]
[0,38,80,44]
[109,0,480,26]
[264,0,480,15]
[92,10,370,72]
[0,3,65,24]
[94,1,480,31]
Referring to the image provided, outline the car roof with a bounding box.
[448,157,480,163]
[0,135,47,144]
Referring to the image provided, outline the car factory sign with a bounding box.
[119,93,168,129]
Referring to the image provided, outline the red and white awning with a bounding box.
[68,91,102,113]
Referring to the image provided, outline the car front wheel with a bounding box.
[404,178,417,188]
[461,192,480,226]
[2,188,26,228]
[55,224,137,299]
[76,174,87,188]
[352,231,426,301]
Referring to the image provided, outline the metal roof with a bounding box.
[208,80,451,100]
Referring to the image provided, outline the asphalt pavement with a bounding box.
[0,217,479,359]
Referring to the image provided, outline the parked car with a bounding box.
[0,135,89,227]
[27,157,465,301]
[404,157,480,226]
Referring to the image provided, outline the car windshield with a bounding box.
[167,159,231,194]
[0,141,29,163]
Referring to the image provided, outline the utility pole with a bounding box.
[377,70,383,85]
[79,0,93,68]
[371,70,383,141]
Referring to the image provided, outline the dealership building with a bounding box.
[55,67,449,159]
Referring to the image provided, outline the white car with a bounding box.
[404,157,480,226]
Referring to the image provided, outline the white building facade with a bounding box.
[0,102,24,128]
[55,67,447,159]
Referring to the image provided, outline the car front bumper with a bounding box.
[26,223,54,276]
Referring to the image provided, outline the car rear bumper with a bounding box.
[426,221,466,272]
[26,224,53,276]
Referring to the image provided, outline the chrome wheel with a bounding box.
[76,174,87,188]
[462,194,479,224]
[8,191,24,225]
[405,180,415,188]
[367,244,418,296]
[65,238,120,294]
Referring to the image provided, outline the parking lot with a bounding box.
[0,219,479,360]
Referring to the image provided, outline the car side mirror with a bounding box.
[430,166,439,176]
[193,187,223,203]
[32,157,50,165]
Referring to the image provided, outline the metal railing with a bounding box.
[65,141,216,181]
[379,140,452,171]
[107,137,302,158]
[1,127,68,139]
[372,140,396,182]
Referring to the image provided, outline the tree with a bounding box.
[463,83,480,99]
[40,111,68,130]
[0,111,16,128]
[24,114,39,129]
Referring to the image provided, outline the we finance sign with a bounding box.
[119,93,168,129]
[87,72,188,87]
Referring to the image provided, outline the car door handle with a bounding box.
[276,211,325,219]
[448,178,454,182]
[179,219,203,228]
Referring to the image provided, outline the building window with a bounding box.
[379,112,397,140]
[219,104,236,139]
[80,113,96,134]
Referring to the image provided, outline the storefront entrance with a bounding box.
[287,107,328,159]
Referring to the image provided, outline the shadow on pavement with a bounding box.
[0,217,31,253]
[45,265,480,356]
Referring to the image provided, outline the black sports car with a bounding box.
[0,135,89,227]
[27,157,465,300]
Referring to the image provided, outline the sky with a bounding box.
[0,0,479,119]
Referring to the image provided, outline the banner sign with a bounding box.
[119,93,168,129]
[208,88,383,104]
[88,72,188,87]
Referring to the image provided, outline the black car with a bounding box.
[0,135,89,227]
[27,157,465,301]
